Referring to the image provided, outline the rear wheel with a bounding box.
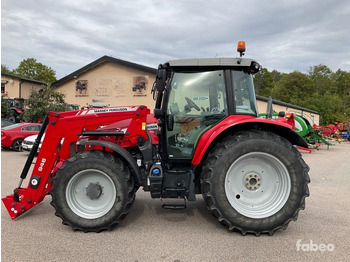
[12,139,23,151]
[51,150,135,232]
[201,130,310,235]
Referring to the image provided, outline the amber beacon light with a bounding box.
[237,41,246,57]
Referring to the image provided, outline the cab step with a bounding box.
[161,198,187,210]
[162,204,186,210]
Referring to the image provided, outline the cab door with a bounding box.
[165,70,228,159]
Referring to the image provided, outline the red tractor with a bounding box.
[2,42,310,235]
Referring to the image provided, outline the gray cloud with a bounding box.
[2,0,350,79]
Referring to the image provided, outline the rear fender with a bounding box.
[78,140,141,186]
[192,116,308,166]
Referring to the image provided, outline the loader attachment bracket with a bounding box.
[2,187,40,220]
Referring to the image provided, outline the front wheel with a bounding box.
[51,150,135,232]
[201,131,310,236]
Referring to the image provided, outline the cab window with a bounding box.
[166,70,227,159]
[232,70,257,115]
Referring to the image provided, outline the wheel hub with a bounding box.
[244,173,261,190]
[85,182,102,200]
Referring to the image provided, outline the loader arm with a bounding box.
[2,105,150,219]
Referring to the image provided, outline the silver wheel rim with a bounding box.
[225,152,291,219]
[13,140,22,151]
[66,169,116,219]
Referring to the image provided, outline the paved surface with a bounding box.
[1,141,349,262]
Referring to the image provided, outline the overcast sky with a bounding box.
[1,0,350,79]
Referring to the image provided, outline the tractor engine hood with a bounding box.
[95,113,159,145]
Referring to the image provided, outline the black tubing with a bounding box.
[20,116,49,180]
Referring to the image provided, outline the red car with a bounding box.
[1,123,42,151]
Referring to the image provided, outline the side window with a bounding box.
[166,70,227,159]
[232,70,257,115]
[22,125,40,132]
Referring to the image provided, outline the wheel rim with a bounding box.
[13,140,22,151]
[225,152,291,219]
[66,169,117,219]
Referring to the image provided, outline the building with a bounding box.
[52,56,320,125]
[51,56,157,109]
[1,73,47,99]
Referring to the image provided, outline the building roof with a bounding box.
[1,73,47,85]
[256,95,319,114]
[51,55,157,88]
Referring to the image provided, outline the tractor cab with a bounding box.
[153,54,261,161]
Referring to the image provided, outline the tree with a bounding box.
[12,58,57,84]
[271,70,283,83]
[1,95,11,118]
[308,65,336,95]
[22,86,69,122]
[1,64,12,74]
[301,92,345,125]
[254,68,274,97]
[271,71,315,105]
[333,69,350,97]
[332,69,350,126]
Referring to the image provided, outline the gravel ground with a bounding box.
[1,141,349,262]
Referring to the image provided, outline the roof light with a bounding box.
[237,41,246,57]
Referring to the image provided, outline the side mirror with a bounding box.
[155,68,167,92]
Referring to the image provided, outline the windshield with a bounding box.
[232,70,257,115]
[168,70,227,116]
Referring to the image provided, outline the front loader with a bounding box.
[2,42,310,235]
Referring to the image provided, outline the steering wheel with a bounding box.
[185,97,200,111]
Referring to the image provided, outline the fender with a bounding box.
[191,115,308,165]
[79,140,142,186]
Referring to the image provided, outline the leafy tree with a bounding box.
[308,65,336,95]
[22,86,69,122]
[1,95,11,118]
[332,70,350,125]
[12,58,57,84]
[1,64,12,74]
[301,92,345,125]
[271,71,315,104]
[333,69,350,97]
[271,70,283,83]
[254,68,274,97]
[268,66,350,125]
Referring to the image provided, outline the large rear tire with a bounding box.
[201,130,310,236]
[51,150,135,232]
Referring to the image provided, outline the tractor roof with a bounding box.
[166,57,257,68]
